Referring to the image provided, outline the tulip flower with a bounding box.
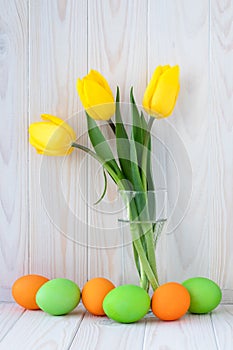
[77,70,115,120]
[29,114,76,156]
[143,65,180,118]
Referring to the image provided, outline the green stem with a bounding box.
[141,117,154,191]
[130,222,159,290]
[128,199,159,290]
[107,119,116,134]
[72,141,160,290]
[138,256,149,291]
[140,116,159,288]
[72,142,125,190]
[142,223,158,284]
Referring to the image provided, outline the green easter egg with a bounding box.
[36,278,81,315]
[103,284,150,323]
[182,277,222,314]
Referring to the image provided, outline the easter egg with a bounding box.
[151,282,190,321]
[36,278,81,315]
[82,277,115,316]
[103,284,150,323]
[12,274,49,310]
[182,277,222,314]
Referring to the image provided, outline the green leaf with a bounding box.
[72,142,122,187]
[130,87,143,142]
[130,88,144,166]
[146,135,155,191]
[94,168,108,205]
[86,113,123,180]
[129,88,145,193]
[132,242,140,276]
[140,111,155,191]
[140,111,147,144]
[115,87,133,188]
[129,138,144,192]
[129,93,154,219]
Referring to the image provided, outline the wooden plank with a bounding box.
[221,289,233,305]
[0,303,25,342]
[0,304,85,349]
[143,312,217,349]
[29,0,88,287]
[209,0,233,290]
[211,305,233,349]
[70,309,146,350]
[87,0,148,285]
[148,0,210,283]
[0,303,229,349]
[0,0,28,301]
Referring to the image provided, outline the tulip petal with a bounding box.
[83,79,115,120]
[77,79,89,109]
[143,66,163,110]
[41,114,77,141]
[29,122,74,156]
[87,70,114,99]
[151,65,180,117]
[77,77,103,120]
[29,134,44,153]
[41,114,64,125]
[86,103,115,121]
[77,70,115,120]
[84,79,114,104]
[35,147,74,156]
[29,122,55,149]
[162,65,170,73]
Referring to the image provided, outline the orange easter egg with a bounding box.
[82,277,115,316]
[12,274,49,310]
[151,282,190,321]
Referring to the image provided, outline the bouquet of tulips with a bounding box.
[29,65,180,291]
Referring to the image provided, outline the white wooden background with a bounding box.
[1,0,233,302]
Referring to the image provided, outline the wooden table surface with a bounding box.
[0,302,232,350]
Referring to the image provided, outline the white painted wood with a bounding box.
[143,312,217,350]
[2,303,233,349]
[87,0,148,285]
[29,0,88,288]
[0,0,28,301]
[149,0,211,283]
[70,308,146,350]
[211,305,233,349]
[208,0,233,290]
[1,0,233,302]
[0,304,85,350]
[0,303,25,342]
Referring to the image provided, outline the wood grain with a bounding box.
[1,0,233,301]
[0,303,25,342]
[149,0,210,283]
[211,305,233,349]
[0,0,28,301]
[70,309,146,350]
[0,304,85,349]
[0,303,224,349]
[29,0,88,287]
[143,312,217,349]
[209,0,233,290]
[87,0,148,284]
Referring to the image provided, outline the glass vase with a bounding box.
[118,190,167,292]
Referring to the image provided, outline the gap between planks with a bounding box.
[0,303,233,350]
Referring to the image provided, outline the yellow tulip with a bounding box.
[143,65,180,118]
[77,70,115,120]
[29,114,76,156]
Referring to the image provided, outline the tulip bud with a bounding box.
[77,70,115,120]
[143,65,180,118]
[29,114,76,156]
